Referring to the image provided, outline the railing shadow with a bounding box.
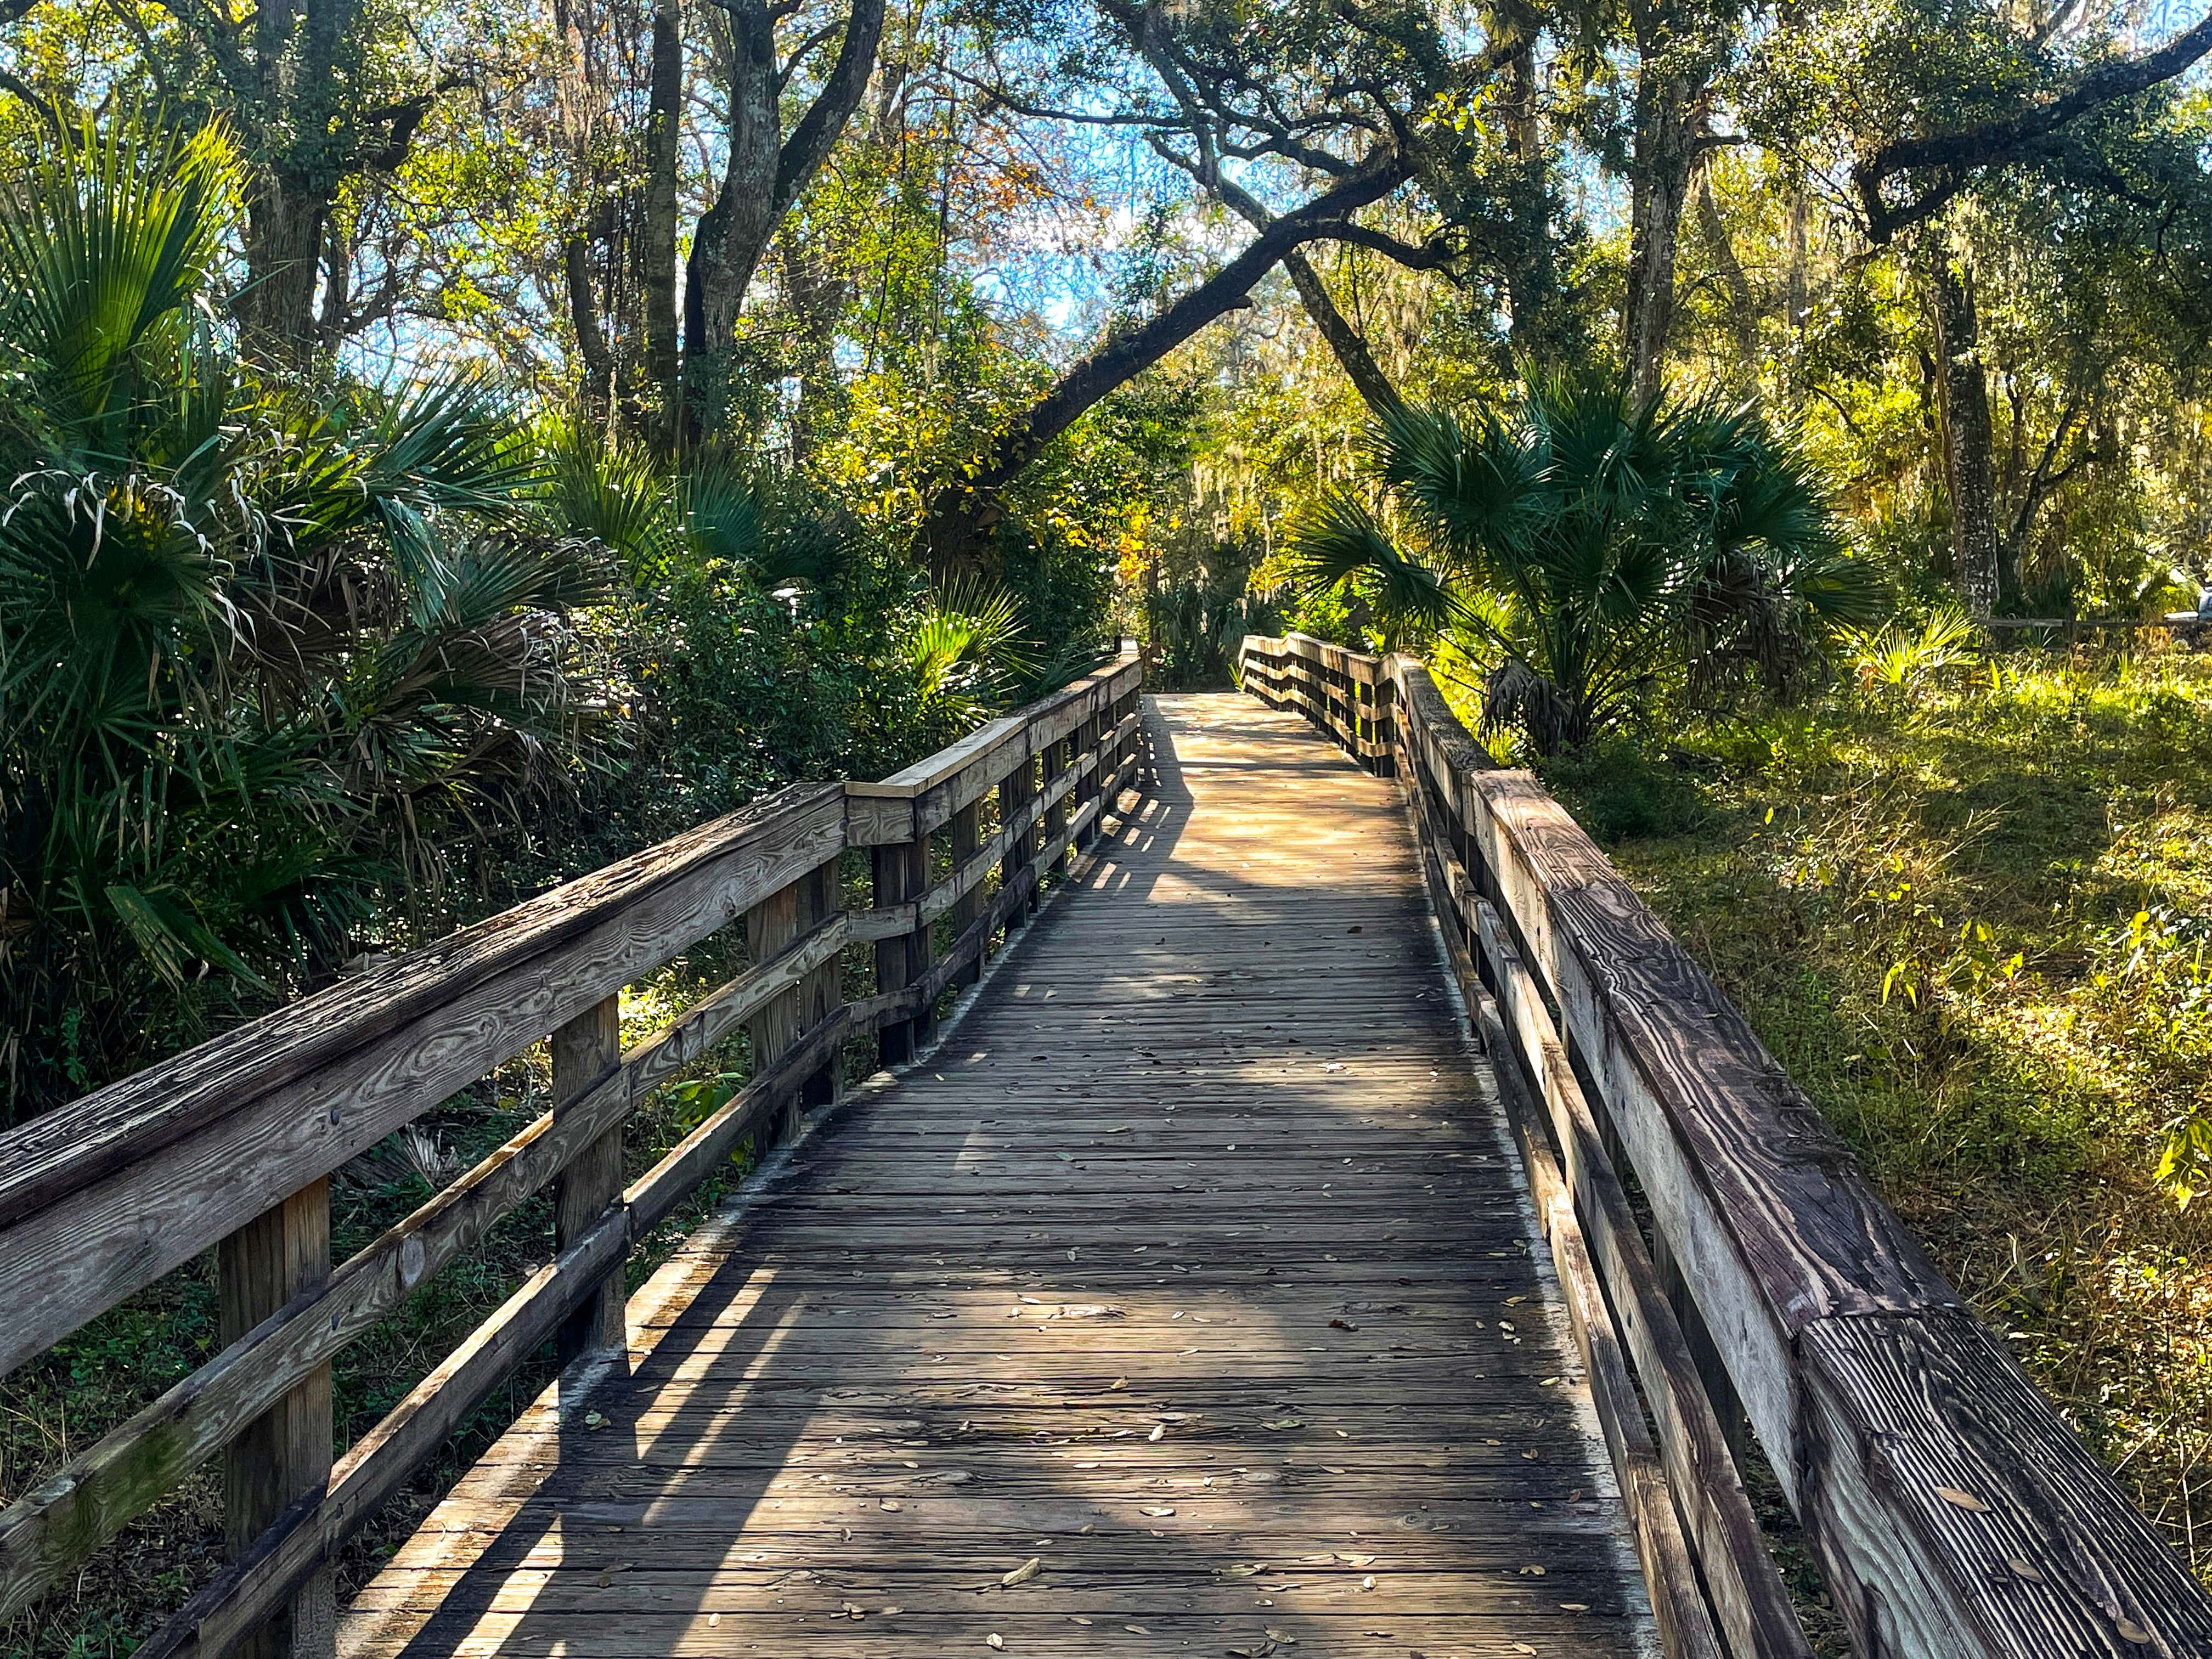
[342,690,1646,1657]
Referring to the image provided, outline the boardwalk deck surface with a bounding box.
[341,692,1653,1659]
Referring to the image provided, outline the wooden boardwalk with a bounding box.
[338,693,1652,1658]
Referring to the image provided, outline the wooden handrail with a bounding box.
[0,647,1144,1656]
[1241,631,2212,1659]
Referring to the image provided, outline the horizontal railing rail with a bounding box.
[1240,630,2212,1659]
[0,647,1144,1658]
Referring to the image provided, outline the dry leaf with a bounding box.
[1124,1624,1152,1635]
[1148,1424,1165,1442]
[986,1634,1005,1650]
[1002,1558,1042,1588]
[2117,1618,2152,1644]
[2006,1559,2045,1583]
[1140,1505,1175,1516]
[1935,1486,1991,1513]
[1519,1564,1547,1576]
[1330,1318,1358,1331]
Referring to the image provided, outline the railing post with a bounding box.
[871,834,927,1066]
[1373,669,1395,778]
[1043,733,1068,878]
[552,994,625,1362]
[1000,752,1039,928]
[799,855,843,1106]
[219,1179,334,1659]
[950,794,984,987]
[1074,713,1101,852]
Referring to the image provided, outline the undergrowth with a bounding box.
[1545,641,2212,1583]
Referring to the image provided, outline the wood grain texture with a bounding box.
[1255,634,2212,1659]
[219,1179,335,1659]
[554,997,627,1363]
[1488,1019,1721,1659]
[336,693,1650,1659]
[142,1207,635,1659]
[1476,901,1812,1659]
[0,783,848,1380]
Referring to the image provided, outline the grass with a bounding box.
[1544,641,2212,1583]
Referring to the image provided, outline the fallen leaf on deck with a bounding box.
[1002,1558,1042,1587]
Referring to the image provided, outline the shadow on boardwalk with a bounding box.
[340,693,1652,1659]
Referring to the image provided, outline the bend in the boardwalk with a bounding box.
[341,692,1654,1658]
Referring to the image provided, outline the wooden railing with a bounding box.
[0,647,1144,1659]
[1241,631,2212,1659]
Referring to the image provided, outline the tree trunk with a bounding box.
[682,0,778,441]
[919,157,1411,565]
[567,235,615,416]
[1282,249,1399,415]
[239,172,329,366]
[641,0,683,437]
[681,0,886,443]
[1692,170,1755,379]
[1623,66,1698,407]
[1923,247,2003,614]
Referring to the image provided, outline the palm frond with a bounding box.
[0,108,241,442]
[1290,493,1459,630]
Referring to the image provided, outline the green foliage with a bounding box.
[0,110,605,1118]
[1593,646,2212,1575]
[1841,606,1982,695]
[1295,375,1884,752]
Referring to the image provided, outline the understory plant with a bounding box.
[0,111,605,1117]
[1294,374,1888,753]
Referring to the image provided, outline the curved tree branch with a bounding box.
[1854,13,2212,241]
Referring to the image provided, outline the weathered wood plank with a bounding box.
[337,693,1648,1659]
[1476,901,1813,1659]
[1489,1020,1722,1659]
[219,1180,335,1659]
[552,996,626,1363]
[0,782,848,1379]
[1279,634,2212,1658]
[142,1206,633,1659]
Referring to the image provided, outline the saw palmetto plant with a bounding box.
[1294,375,1888,754]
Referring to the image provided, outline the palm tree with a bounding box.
[0,110,603,1116]
[1295,374,1886,753]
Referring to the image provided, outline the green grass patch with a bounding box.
[1545,644,2212,1584]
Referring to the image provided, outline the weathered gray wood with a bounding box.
[1486,1008,1722,1659]
[219,1180,334,1659]
[141,1205,633,1659]
[623,1009,854,1237]
[1476,901,1814,1659]
[796,858,842,1109]
[1280,633,2212,1659]
[949,796,983,989]
[870,836,928,1067]
[0,782,847,1379]
[337,693,1647,1659]
[552,997,626,1363]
